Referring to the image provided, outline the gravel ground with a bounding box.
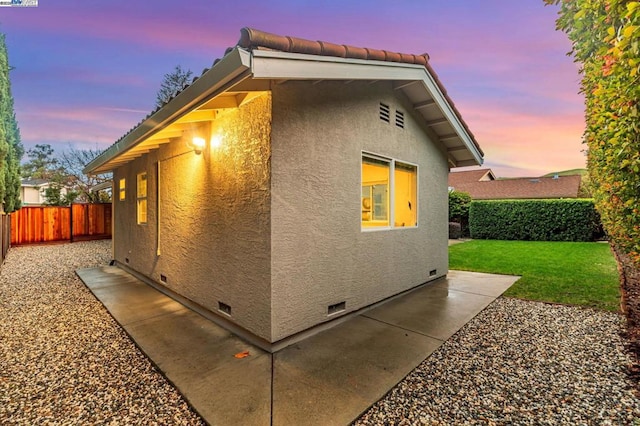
[356,298,640,425]
[0,241,205,425]
[2,241,640,425]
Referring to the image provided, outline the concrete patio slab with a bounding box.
[77,266,519,426]
[272,315,443,425]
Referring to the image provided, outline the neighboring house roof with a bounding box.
[84,27,483,175]
[448,169,496,187]
[450,174,582,199]
[20,178,51,187]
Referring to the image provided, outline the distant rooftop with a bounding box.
[449,168,583,199]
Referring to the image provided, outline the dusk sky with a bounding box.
[2,0,584,177]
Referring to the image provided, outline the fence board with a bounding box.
[72,203,112,239]
[11,204,111,245]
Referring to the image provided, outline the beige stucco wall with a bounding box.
[270,81,449,341]
[113,93,273,341]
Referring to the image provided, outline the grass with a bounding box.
[449,240,620,312]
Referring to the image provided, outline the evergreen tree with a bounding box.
[155,65,193,108]
[0,33,23,212]
[20,144,60,179]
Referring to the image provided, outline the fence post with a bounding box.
[69,203,73,243]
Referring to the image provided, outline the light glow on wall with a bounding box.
[210,134,222,149]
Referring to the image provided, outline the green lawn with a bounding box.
[449,240,621,311]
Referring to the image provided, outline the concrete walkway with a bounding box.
[76,267,518,425]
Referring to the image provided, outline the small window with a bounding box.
[119,178,126,201]
[137,172,147,224]
[362,153,417,229]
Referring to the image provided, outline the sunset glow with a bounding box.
[2,0,585,177]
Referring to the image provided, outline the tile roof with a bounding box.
[450,174,583,200]
[237,28,483,156]
[86,27,483,174]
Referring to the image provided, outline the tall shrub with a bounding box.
[449,190,472,235]
[0,33,23,212]
[546,0,640,263]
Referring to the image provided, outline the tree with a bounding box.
[58,147,111,203]
[155,65,193,108]
[42,182,78,206]
[0,32,23,212]
[20,144,111,205]
[20,143,61,180]
[546,0,640,263]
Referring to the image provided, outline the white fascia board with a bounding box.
[84,48,252,175]
[251,49,427,81]
[417,70,484,166]
[251,49,483,165]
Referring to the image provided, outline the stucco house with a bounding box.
[19,178,69,206]
[84,28,483,350]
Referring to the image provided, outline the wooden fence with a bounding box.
[0,214,9,262]
[10,203,112,245]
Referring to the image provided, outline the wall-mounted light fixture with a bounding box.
[191,137,207,155]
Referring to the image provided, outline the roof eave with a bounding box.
[83,47,252,175]
[250,49,483,167]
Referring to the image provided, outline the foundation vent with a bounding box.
[328,301,346,316]
[430,269,438,277]
[218,301,232,316]
[160,274,167,283]
[379,103,390,123]
[395,110,405,129]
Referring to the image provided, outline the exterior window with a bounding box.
[119,178,126,201]
[394,162,417,227]
[137,172,147,224]
[362,154,417,229]
[362,157,390,226]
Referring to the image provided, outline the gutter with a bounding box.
[84,47,252,175]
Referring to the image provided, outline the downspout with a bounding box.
[157,160,161,256]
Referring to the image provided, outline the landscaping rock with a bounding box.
[2,241,638,424]
[356,298,640,425]
[0,241,204,425]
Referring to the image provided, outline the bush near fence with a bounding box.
[469,199,601,242]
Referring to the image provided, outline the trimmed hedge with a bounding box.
[469,199,601,242]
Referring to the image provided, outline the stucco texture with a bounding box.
[113,93,273,341]
[270,81,449,342]
[113,81,449,344]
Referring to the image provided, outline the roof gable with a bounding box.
[84,27,484,175]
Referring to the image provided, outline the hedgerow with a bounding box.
[546,0,640,263]
[469,199,600,242]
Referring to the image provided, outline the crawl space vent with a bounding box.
[328,301,346,315]
[218,301,232,316]
[379,103,390,123]
[395,111,405,129]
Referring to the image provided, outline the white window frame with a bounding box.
[361,151,418,232]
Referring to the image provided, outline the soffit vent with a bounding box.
[395,110,405,129]
[379,103,390,123]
